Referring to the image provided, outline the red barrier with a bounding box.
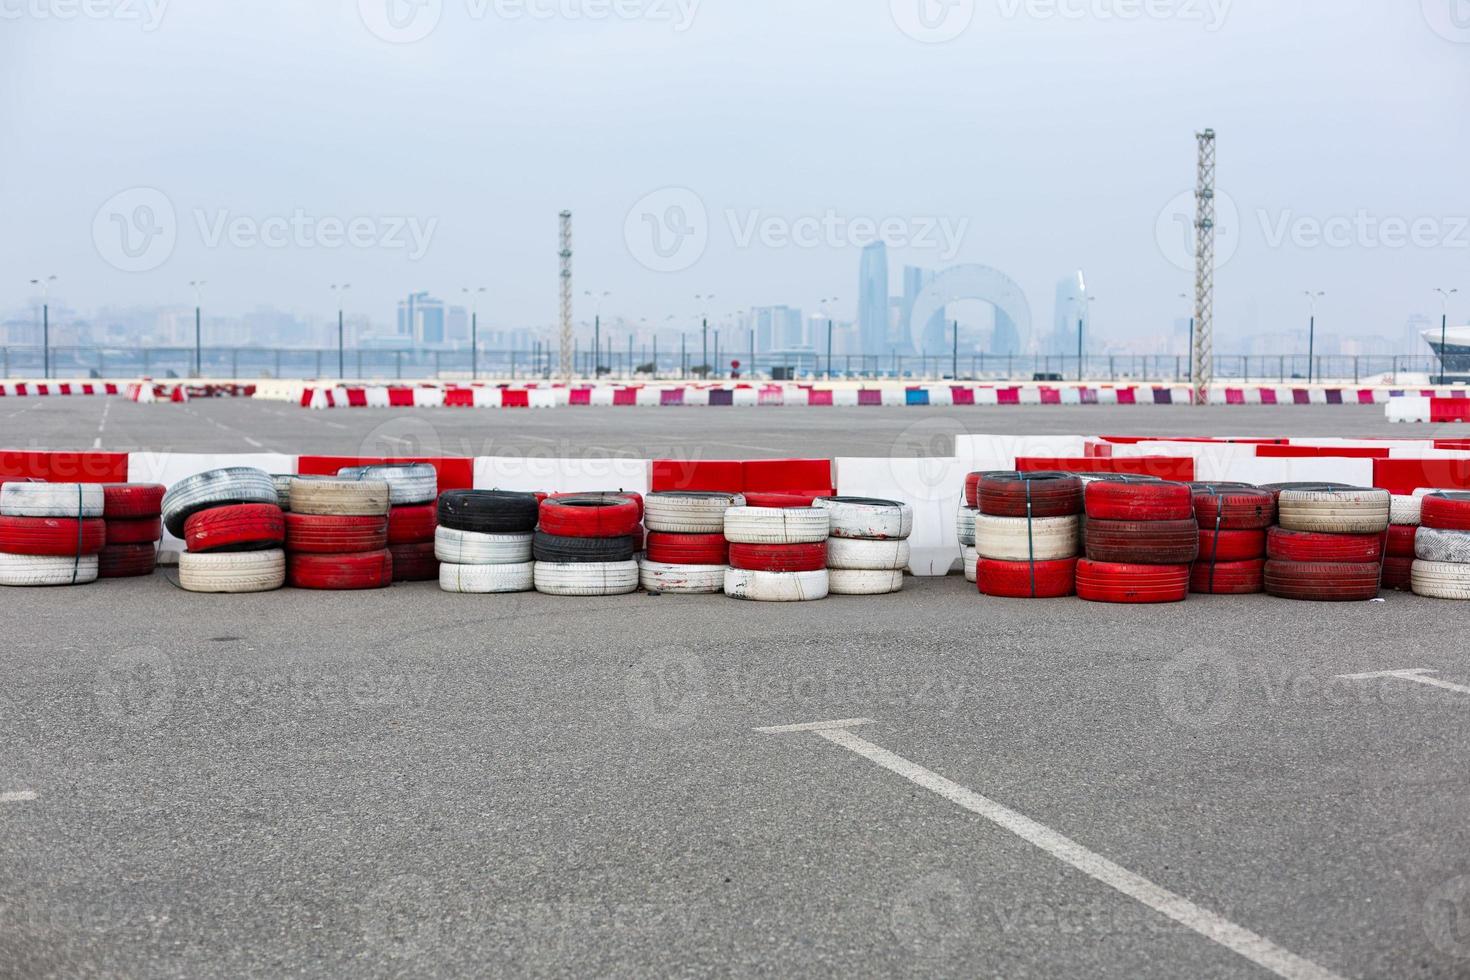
[501,389,530,408]
[1372,459,1470,496]
[296,456,474,493]
[1431,398,1470,423]
[0,450,130,483]
[1256,445,1390,459]
[387,388,415,408]
[651,459,744,493]
[1017,456,1196,482]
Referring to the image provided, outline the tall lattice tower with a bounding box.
[1192,129,1216,406]
[558,210,573,380]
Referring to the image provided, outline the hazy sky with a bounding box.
[2,0,1467,345]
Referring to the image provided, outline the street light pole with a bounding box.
[464,287,485,380]
[189,280,206,378]
[331,284,351,380]
[29,275,57,379]
[1070,294,1095,382]
[1179,292,1194,384]
[1304,291,1324,383]
[1436,288,1459,384]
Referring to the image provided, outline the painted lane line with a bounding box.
[1337,668,1470,697]
[759,720,1344,980]
[754,717,875,734]
[0,790,37,803]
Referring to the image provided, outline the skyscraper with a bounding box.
[902,265,948,355]
[858,242,889,357]
[1051,272,1087,356]
[397,291,446,346]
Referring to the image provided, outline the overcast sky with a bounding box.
[2,0,1467,345]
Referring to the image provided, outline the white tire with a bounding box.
[0,483,104,519]
[534,560,639,596]
[814,497,913,540]
[956,507,978,547]
[974,513,1079,562]
[828,568,904,595]
[826,537,911,571]
[963,545,978,583]
[339,464,438,506]
[0,553,99,586]
[643,492,744,534]
[161,468,279,536]
[1390,495,1422,526]
[439,561,534,594]
[723,567,829,602]
[1414,487,1464,498]
[289,478,391,517]
[1277,488,1391,534]
[178,549,286,593]
[1415,527,1470,564]
[723,507,829,545]
[434,527,533,565]
[271,475,297,511]
[1411,559,1470,600]
[639,560,727,594]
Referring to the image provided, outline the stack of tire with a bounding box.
[1265,486,1390,602]
[817,497,913,595]
[0,482,106,587]
[639,491,743,595]
[1189,483,1276,595]
[98,484,165,578]
[1382,493,1424,592]
[1077,480,1198,604]
[437,490,539,594]
[723,504,830,602]
[165,468,286,594]
[340,464,440,582]
[1411,492,1470,600]
[974,471,1082,599]
[957,505,978,584]
[284,477,393,590]
[534,494,641,596]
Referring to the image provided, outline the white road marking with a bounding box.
[0,790,37,803]
[760,720,1345,980]
[1337,668,1470,697]
[243,436,265,448]
[754,717,875,734]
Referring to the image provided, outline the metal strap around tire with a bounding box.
[72,484,83,585]
[1025,480,1036,598]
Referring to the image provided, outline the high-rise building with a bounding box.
[397,292,446,346]
[858,242,889,357]
[1051,272,1087,356]
[750,306,804,351]
[902,265,949,355]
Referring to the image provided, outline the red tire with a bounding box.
[105,516,162,545]
[1085,481,1194,521]
[287,550,394,590]
[1421,492,1470,531]
[284,514,389,554]
[1385,524,1418,559]
[539,495,641,538]
[0,516,106,556]
[1192,488,1276,530]
[184,504,286,553]
[1263,560,1381,602]
[548,491,643,521]
[978,472,1083,518]
[387,503,438,545]
[102,483,165,519]
[1075,559,1190,604]
[742,492,819,508]
[728,542,826,572]
[977,557,1077,598]
[1381,555,1414,592]
[1266,528,1382,564]
[1084,519,1200,564]
[388,541,439,582]
[98,543,157,578]
[1196,529,1267,563]
[1190,559,1264,595]
[964,472,984,509]
[646,532,729,565]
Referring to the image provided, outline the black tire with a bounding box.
[438,491,539,534]
[532,531,636,563]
